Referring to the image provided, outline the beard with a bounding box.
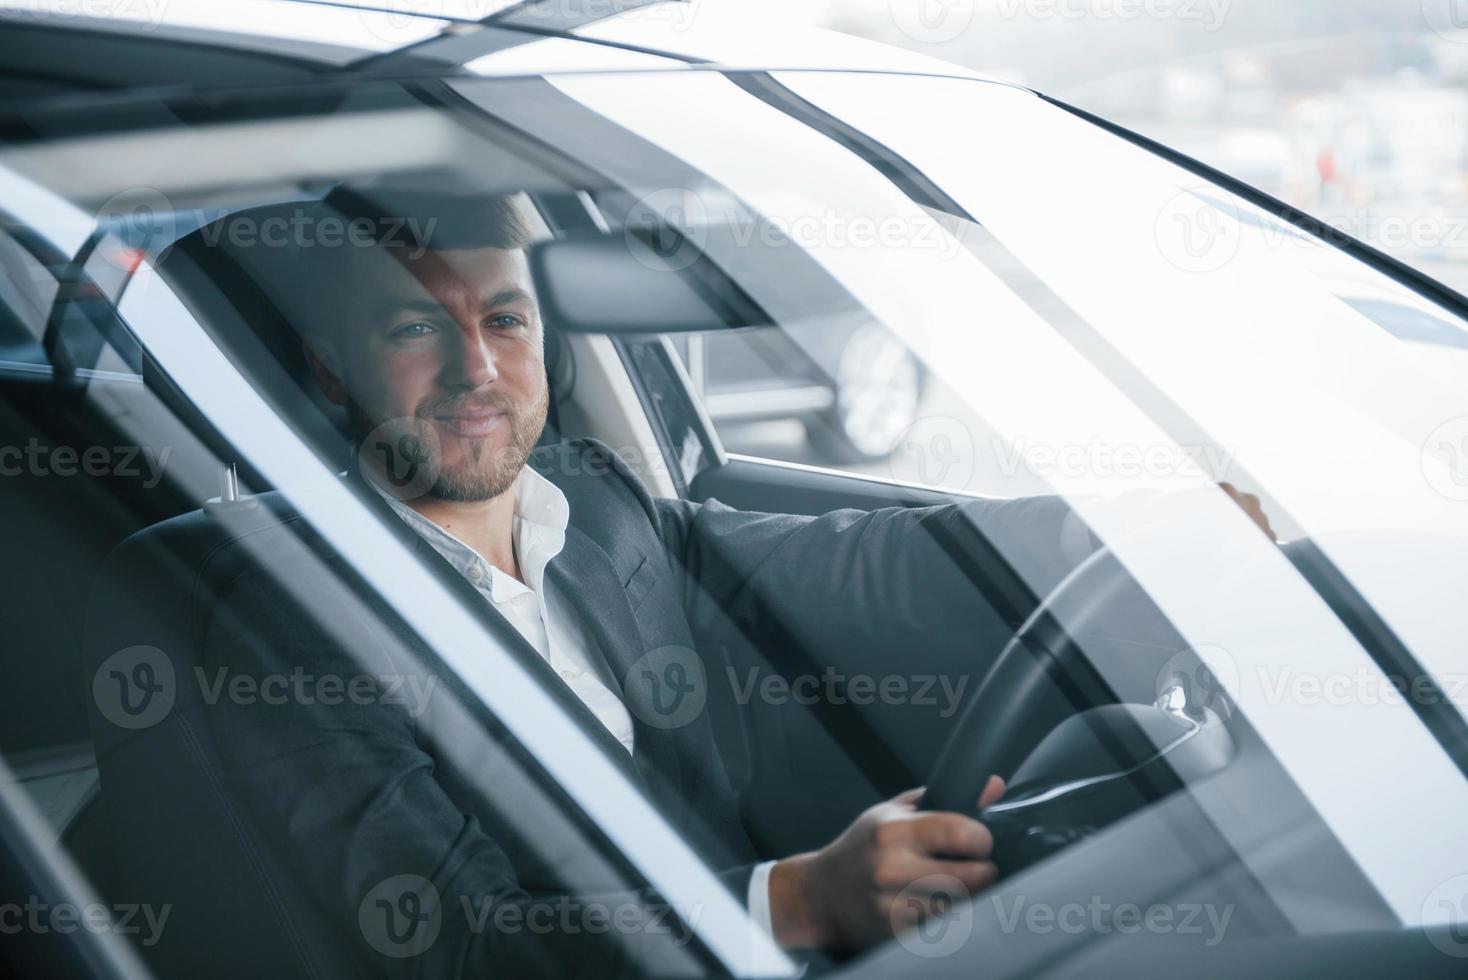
[351,384,548,503]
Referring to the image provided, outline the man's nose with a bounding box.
[443,322,498,388]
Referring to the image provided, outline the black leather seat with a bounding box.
[82,491,378,980]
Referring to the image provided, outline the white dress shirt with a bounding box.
[371,468,777,935]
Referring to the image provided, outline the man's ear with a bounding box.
[301,337,349,406]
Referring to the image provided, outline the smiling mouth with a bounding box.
[431,410,506,438]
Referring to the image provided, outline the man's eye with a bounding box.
[390,321,436,339]
[487,314,526,330]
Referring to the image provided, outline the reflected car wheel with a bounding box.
[805,323,924,464]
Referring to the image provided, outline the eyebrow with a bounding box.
[377,288,536,319]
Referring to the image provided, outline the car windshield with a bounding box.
[3,66,1467,977]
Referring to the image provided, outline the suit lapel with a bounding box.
[352,476,643,778]
[544,526,686,810]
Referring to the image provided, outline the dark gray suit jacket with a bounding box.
[201,438,1084,977]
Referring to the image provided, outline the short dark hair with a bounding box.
[217,189,535,348]
[317,186,533,253]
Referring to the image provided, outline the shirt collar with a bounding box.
[368,465,570,602]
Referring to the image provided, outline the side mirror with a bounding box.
[528,229,771,335]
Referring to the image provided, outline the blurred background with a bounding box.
[719,0,1468,292]
[703,0,1468,480]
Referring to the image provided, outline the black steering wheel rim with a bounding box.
[921,546,1135,814]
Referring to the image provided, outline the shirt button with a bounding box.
[558,667,578,681]
[467,565,484,582]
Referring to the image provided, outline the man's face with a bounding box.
[311,244,548,502]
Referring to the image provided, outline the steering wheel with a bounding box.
[921,546,1137,814]
[920,544,1238,874]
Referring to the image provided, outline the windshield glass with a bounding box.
[3,67,1466,977]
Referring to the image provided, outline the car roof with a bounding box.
[0,0,991,111]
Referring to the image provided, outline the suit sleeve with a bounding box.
[650,492,1098,677]
[201,557,690,980]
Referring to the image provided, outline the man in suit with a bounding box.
[206,190,1269,973]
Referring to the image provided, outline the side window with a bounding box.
[664,322,1038,497]
[0,228,59,367]
[670,322,926,469]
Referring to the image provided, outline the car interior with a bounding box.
[2,59,1466,980]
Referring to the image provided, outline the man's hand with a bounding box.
[767,777,1005,951]
[1220,482,1277,541]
